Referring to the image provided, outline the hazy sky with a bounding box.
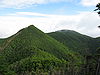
[0,0,100,38]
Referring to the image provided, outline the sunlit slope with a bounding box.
[0,25,82,64]
[0,25,83,75]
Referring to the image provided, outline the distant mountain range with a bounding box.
[0,25,99,75]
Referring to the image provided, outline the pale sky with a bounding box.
[0,0,100,38]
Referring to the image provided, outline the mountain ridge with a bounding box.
[0,25,99,75]
[48,30,100,55]
[0,25,83,75]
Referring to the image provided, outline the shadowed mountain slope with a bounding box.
[48,30,100,55]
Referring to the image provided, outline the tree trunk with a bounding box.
[96,62,100,75]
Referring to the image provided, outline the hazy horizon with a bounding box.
[0,0,100,38]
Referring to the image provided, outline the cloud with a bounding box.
[0,11,100,38]
[80,0,99,6]
[0,0,72,8]
[77,12,100,37]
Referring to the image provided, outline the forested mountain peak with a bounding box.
[0,25,83,75]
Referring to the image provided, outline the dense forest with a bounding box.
[48,30,100,75]
[0,25,99,75]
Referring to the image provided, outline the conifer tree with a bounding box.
[94,3,100,28]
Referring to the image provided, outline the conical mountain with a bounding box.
[1,25,66,63]
[0,25,84,75]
